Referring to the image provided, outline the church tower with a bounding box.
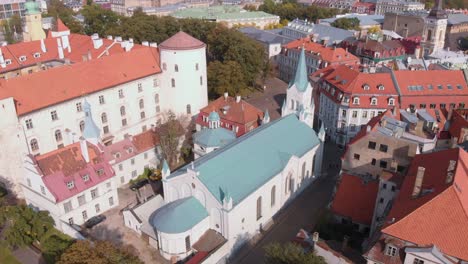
[282,47,314,128]
[421,0,447,56]
[22,0,46,42]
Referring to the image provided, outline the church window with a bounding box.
[51,110,58,121]
[312,155,316,175]
[156,106,160,113]
[99,95,105,104]
[155,94,160,104]
[195,63,199,71]
[140,111,145,119]
[185,236,191,252]
[118,89,124,98]
[175,64,179,72]
[138,83,142,92]
[79,121,85,132]
[25,119,33,129]
[171,78,175,88]
[271,186,276,207]
[101,113,107,123]
[55,130,62,142]
[76,102,82,112]
[122,119,127,126]
[120,106,126,116]
[139,99,144,109]
[30,139,39,151]
[256,196,262,220]
[186,104,191,115]
[162,63,167,71]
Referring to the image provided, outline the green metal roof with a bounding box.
[151,197,208,234]
[193,127,236,148]
[289,47,309,92]
[169,114,320,205]
[208,111,220,122]
[172,6,278,20]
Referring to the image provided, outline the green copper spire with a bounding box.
[289,47,309,92]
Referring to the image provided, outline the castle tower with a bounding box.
[421,0,447,56]
[22,0,46,42]
[159,31,208,117]
[282,47,314,128]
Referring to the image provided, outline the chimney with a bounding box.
[150,42,158,48]
[446,160,456,183]
[107,35,113,40]
[57,38,64,59]
[236,95,241,103]
[82,54,88,62]
[412,166,425,198]
[115,36,123,42]
[142,41,149,46]
[312,232,319,242]
[40,38,47,53]
[80,137,90,163]
[224,92,228,100]
[91,33,103,49]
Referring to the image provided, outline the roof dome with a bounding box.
[208,111,220,122]
[159,31,205,50]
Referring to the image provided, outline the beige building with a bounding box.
[375,0,424,15]
[421,0,447,56]
[382,12,425,38]
[22,1,45,42]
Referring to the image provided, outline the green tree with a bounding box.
[2,21,15,44]
[57,240,143,264]
[458,36,468,51]
[158,111,184,167]
[0,205,54,249]
[41,234,74,264]
[10,14,23,34]
[331,17,360,30]
[367,25,381,35]
[81,4,119,36]
[264,242,327,264]
[208,60,245,97]
[45,0,84,33]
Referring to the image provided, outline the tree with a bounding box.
[158,111,185,167]
[9,14,23,34]
[331,17,360,30]
[258,0,340,22]
[41,234,74,264]
[0,205,54,249]
[264,242,327,264]
[57,240,143,264]
[208,60,245,97]
[367,25,381,35]
[81,4,120,36]
[1,21,15,44]
[45,0,84,33]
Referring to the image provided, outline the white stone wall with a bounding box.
[122,209,143,236]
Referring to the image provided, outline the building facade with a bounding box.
[0,0,25,20]
[280,19,355,45]
[375,0,424,15]
[420,0,448,56]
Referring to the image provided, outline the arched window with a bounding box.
[285,174,291,194]
[30,139,39,151]
[302,162,306,180]
[271,186,276,207]
[186,104,191,115]
[371,97,378,106]
[162,63,167,71]
[171,78,175,88]
[353,97,360,105]
[155,94,159,104]
[175,64,179,72]
[139,99,144,109]
[79,121,85,132]
[55,130,62,142]
[388,98,395,106]
[256,196,262,220]
[101,113,107,123]
[120,106,126,116]
[312,154,316,176]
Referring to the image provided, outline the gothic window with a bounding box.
[427,29,432,41]
[302,162,306,180]
[171,78,175,88]
[195,63,199,71]
[175,64,179,72]
[79,121,85,132]
[186,104,191,115]
[155,94,160,104]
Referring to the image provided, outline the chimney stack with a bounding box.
[224,92,228,100]
[91,33,103,49]
[366,125,371,133]
[80,137,90,163]
[412,166,425,198]
[236,95,241,103]
[57,38,64,59]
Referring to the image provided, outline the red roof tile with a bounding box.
[382,148,468,260]
[284,38,359,64]
[35,142,114,202]
[56,18,70,32]
[132,129,160,152]
[331,173,379,225]
[448,109,468,141]
[159,31,205,50]
[0,47,161,115]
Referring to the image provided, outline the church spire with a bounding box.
[428,0,447,19]
[290,47,309,92]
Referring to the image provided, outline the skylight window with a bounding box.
[428,84,433,90]
[363,84,370,90]
[33,52,41,58]
[66,181,75,189]
[457,84,463,89]
[447,85,453,90]
[437,85,443,90]
[378,84,384,90]
[82,174,90,182]
[19,55,26,62]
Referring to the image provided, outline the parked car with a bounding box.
[130,179,149,191]
[84,215,106,229]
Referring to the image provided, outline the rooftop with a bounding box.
[159,31,205,50]
[193,127,236,148]
[171,5,279,20]
[319,14,384,27]
[170,114,320,205]
[239,27,294,45]
[393,70,468,96]
[284,19,355,45]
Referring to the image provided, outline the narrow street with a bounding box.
[231,142,342,264]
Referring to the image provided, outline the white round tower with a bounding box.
[159,31,208,118]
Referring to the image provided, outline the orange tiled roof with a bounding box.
[159,31,205,50]
[448,109,468,140]
[330,173,379,225]
[199,96,263,125]
[0,47,161,116]
[394,70,468,96]
[132,129,160,152]
[56,18,70,32]
[383,148,468,260]
[284,38,359,64]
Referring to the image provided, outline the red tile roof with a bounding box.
[382,148,468,260]
[0,46,161,116]
[56,18,70,32]
[313,65,398,109]
[448,109,468,141]
[330,173,379,225]
[132,130,160,152]
[197,95,263,129]
[159,31,205,50]
[35,142,114,203]
[284,38,359,64]
[394,70,468,97]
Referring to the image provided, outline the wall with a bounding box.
[383,13,425,38]
[122,209,143,235]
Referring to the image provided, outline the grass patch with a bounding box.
[0,246,20,264]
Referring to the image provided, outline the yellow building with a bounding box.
[22,0,45,42]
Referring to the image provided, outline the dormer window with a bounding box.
[338,93,343,100]
[363,84,370,90]
[114,152,121,159]
[66,181,75,189]
[388,98,395,106]
[96,169,104,176]
[353,97,360,105]
[378,84,385,90]
[19,55,26,62]
[33,52,41,58]
[82,174,90,182]
[343,96,349,103]
[371,97,378,106]
[5,59,12,65]
[384,244,397,257]
[127,147,133,154]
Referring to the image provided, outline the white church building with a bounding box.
[0,30,208,197]
[123,51,325,263]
